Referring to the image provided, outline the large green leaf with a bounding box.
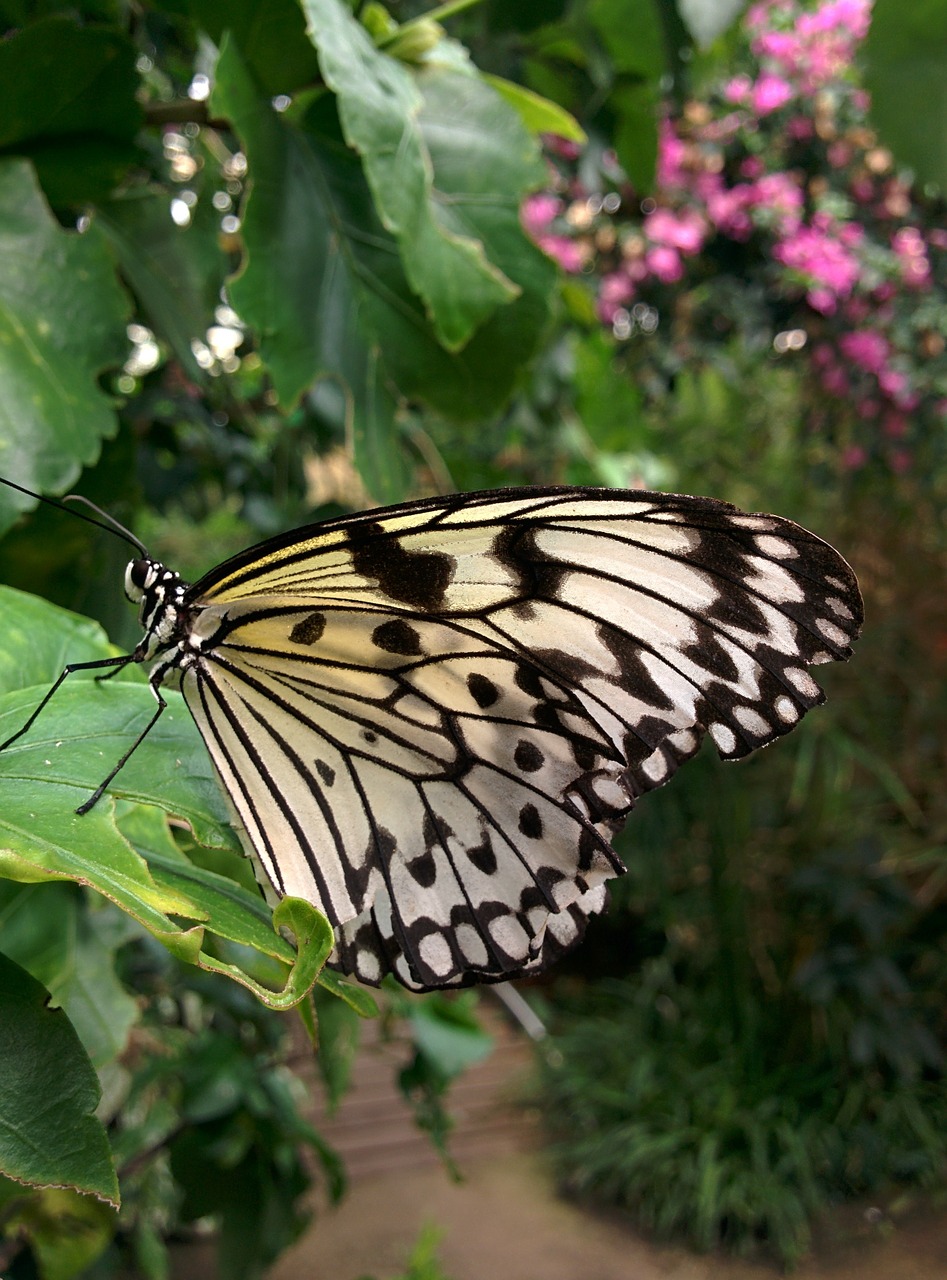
[0,18,141,148]
[0,952,119,1205]
[865,0,947,192]
[211,40,554,468]
[0,17,143,205]
[302,0,518,352]
[0,160,129,535]
[0,588,328,1006]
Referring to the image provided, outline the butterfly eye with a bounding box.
[124,558,151,601]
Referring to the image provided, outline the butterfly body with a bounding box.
[108,486,861,992]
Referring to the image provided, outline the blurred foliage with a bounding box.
[0,0,944,1275]
[356,1223,453,1280]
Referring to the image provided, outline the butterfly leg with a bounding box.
[0,654,135,752]
[75,677,169,815]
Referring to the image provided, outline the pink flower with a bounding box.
[740,156,765,179]
[544,136,582,160]
[644,206,706,254]
[522,194,561,237]
[645,244,685,283]
[841,444,867,470]
[724,74,753,104]
[597,271,636,323]
[774,222,862,309]
[839,329,890,374]
[705,183,755,239]
[803,0,871,41]
[754,30,801,66]
[786,116,815,140]
[600,271,635,303]
[892,227,932,288]
[750,171,803,232]
[656,119,688,189]
[808,287,839,315]
[536,234,585,273]
[751,73,795,114]
[878,367,908,398]
[820,364,850,396]
[850,175,874,203]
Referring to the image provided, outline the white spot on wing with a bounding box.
[755,535,799,558]
[816,618,850,646]
[419,933,454,976]
[784,667,819,697]
[710,723,738,754]
[733,706,771,737]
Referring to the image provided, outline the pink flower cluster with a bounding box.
[773,215,863,313]
[524,0,945,475]
[522,194,587,274]
[747,0,871,94]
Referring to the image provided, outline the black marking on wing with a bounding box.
[350,521,455,610]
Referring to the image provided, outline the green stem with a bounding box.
[419,0,484,22]
[377,0,483,47]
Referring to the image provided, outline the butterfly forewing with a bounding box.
[165,487,861,990]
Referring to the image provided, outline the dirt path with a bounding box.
[262,1005,947,1280]
[170,1003,947,1279]
[268,1152,947,1280]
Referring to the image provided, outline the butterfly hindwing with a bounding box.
[174,488,861,990]
[181,602,629,987]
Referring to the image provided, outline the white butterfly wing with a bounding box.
[179,488,861,989]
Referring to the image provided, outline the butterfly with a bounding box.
[0,483,862,991]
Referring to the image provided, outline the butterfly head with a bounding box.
[124,557,189,652]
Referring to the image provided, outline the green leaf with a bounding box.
[406,993,493,1079]
[865,0,947,192]
[211,39,554,492]
[98,188,226,380]
[312,982,362,1110]
[301,0,519,352]
[187,0,322,94]
[0,882,139,1069]
[118,803,295,966]
[0,160,129,535]
[377,62,556,416]
[316,966,379,1018]
[483,73,587,140]
[203,897,333,1011]
[0,585,114,698]
[612,81,660,192]
[0,16,143,207]
[588,0,668,77]
[676,0,746,49]
[28,137,142,209]
[0,17,142,149]
[0,952,119,1205]
[0,588,325,1004]
[1,1186,116,1280]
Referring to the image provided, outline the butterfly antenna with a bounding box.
[0,476,147,556]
